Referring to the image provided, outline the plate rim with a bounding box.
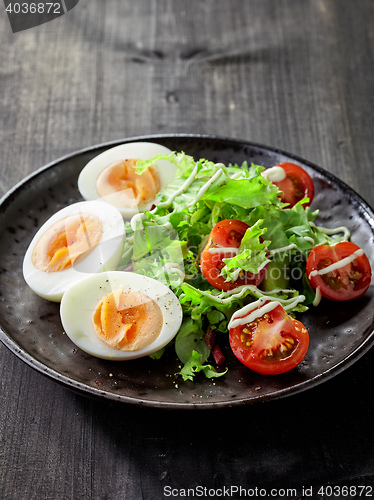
[1,133,374,409]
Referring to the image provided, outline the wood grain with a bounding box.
[1,1,374,498]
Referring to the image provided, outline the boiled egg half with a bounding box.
[23,200,125,302]
[60,271,183,360]
[77,142,176,218]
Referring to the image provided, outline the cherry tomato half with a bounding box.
[229,302,309,375]
[200,219,267,291]
[306,241,372,301]
[272,162,315,208]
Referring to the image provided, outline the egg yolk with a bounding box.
[95,159,160,208]
[32,213,103,272]
[93,288,163,351]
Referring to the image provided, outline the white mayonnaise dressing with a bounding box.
[261,166,286,183]
[130,212,147,231]
[317,225,351,240]
[158,164,199,208]
[309,222,351,241]
[312,287,322,306]
[303,237,315,244]
[215,285,259,303]
[230,172,245,180]
[282,296,306,311]
[208,246,239,255]
[186,166,225,208]
[308,248,364,279]
[190,285,306,325]
[186,284,259,306]
[257,258,272,271]
[228,298,280,329]
[269,243,297,255]
[227,293,306,329]
[143,162,225,212]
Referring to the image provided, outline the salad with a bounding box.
[118,152,372,381]
[22,145,373,384]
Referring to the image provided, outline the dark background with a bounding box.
[1,1,374,499]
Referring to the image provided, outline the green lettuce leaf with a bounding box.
[176,350,227,382]
[220,219,271,280]
[174,318,209,364]
[204,177,281,209]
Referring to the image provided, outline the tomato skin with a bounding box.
[306,242,372,301]
[229,302,309,375]
[272,162,315,208]
[210,219,250,248]
[200,219,267,291]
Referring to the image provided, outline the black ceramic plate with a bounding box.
[1,134,374,409]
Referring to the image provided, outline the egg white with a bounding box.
[60,271,183,360]
[23,200,125,302]
[77,142,176,218]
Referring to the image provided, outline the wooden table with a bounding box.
[1,1,374,498]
